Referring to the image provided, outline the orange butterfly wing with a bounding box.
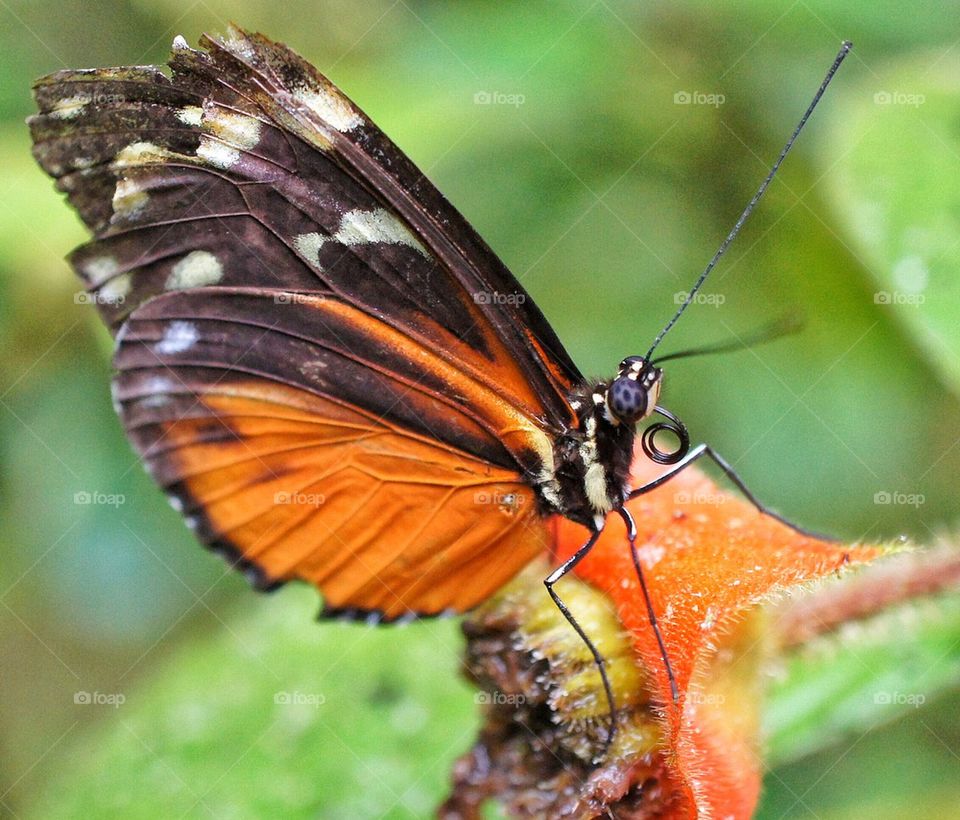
[159,385,547,619]
[115,288,553,619]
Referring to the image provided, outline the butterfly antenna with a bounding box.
[645,40,852,362]
[652,312,803,365]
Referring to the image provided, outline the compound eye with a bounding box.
[608,376,648,423]
[619,355,644,372]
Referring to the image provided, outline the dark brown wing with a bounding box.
[29,26,582,430]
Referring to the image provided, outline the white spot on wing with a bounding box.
[50,95,88,119]
[299,360,329,384]
[194,108,262,169]
[82,255,119,285]
[293,86,363,132]
[334,209,429,257]
[203,109,262,150]
[98,273,131,305]
[293,232,328,268]
[112,178,149,218]
[142,376,174,408]
[224,28,257,62]
[155,321,198,355]
[197,136,240,169]
[165,251,223,290]
[110,380,123,414]
[176,106,203,126]
[172,34,189,50]
[114,142,174,168]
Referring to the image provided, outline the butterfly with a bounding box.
[30,27,850,713]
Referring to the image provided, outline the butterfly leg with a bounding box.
[617,506,679,702]
[543,526,619,749]
[629,443,833,539]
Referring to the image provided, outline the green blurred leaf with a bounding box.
[765,591,960,765]
[760,686,960,820]
[826,55,960,396]
[27,587,476,819]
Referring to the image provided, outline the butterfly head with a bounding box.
[606,356,662,425]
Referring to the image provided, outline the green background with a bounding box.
[2,1,960,817]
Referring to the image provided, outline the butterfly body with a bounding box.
[543,382,638,528]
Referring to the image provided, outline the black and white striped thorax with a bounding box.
[531,357,664,529]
